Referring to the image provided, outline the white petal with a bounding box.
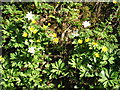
[82,21,91,28]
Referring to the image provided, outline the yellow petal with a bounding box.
[43,25,47,29]
[40,79,42,82]
[95,53,100,57]
[53,38,59,43]
[29,27,34,31]
[32,20,36,23]
[102,46,108,52]
[113,0,117,4]
[92,42,98,46]
[33,30,38,34]
[53,33,57,37]
[48,23,51,26]
[22,32,28,37]
[78,39,83,44]
[37,39,40,42]
[85,38,90,42]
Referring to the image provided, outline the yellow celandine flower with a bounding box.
[94,53,100,57]
[102,46,108,52]
[43,25,47,29]
[33,30,38,34]
[78,39,83,44]
[113,0,117,4]
[52,33,57,37]
[53,38,59,43]
[48,23,51,26]
[31,20,37,23]
[29,27,35,31]
[22,32,28,37]
[37,39,40,42]
[92,42,98,46]
[40,79,42,82]
[85,38,90,42]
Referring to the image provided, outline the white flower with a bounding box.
[28,47,35,54]
[101,70,105,76]
[74,9,77,11]
[25,40,29,45]
[25,12,34,20]
[82,21,91,28]
[74,85,78,89]
[29,39,34,43]
[71,30,79,37]
[87,64,92,69]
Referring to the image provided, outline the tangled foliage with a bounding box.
[1,2,120,89]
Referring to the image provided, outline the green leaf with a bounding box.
[34,0,39,7]
[98,78,106,83]
[49,15,56,19]
[103,55,108,60]
[100,61,107,66]
[108,57,115,64]
[103,81,108,88]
